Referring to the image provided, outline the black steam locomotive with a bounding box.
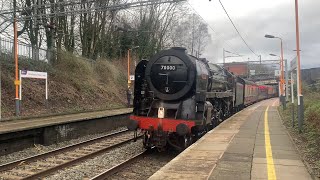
[128,47,274,151]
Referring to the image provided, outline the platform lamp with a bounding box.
[270,54,282,98]
[265,34,286,109]
[270,53,288,109]
[269,54,281,93]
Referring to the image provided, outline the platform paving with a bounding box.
[149,99,312,180]
[0,108,132,134]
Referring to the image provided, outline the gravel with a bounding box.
[45,139,145,180]
[0,127,127,166]
[110,151,178,180]
[0,127,179,180]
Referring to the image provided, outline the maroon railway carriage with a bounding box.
[243,80,258,106]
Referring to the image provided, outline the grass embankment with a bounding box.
[1,51,128,119]
[279,86,320,178]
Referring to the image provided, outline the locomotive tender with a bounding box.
[128,47,276,151]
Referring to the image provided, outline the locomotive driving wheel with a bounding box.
[167,134,193,151]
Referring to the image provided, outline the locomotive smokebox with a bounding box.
[145,47,196,101]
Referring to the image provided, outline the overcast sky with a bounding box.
[188,0,320,69]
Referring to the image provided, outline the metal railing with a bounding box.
[0,37,49,62]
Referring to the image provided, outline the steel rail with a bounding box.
[0,129,142,179]
[0,129,128,172]
[23,136,142,180]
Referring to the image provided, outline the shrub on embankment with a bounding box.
[0,51,128,119]
[279,85,320,178]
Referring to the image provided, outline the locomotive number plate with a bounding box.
[160,65,176,71]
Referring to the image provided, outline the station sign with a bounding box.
[20,70,47,79]
[19,70,48,101]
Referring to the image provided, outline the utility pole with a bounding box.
[223,48,225,64]
[295,0,303,133]
[13,0,20,116]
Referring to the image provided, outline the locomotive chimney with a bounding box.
[171,47,187,53]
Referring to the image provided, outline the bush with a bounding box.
[305,102,320,132]
[0,50,128,118]
[53,51,95,89]
[279,84,320,177]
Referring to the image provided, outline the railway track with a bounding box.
[89,148,178,180]
[0,129,141,180]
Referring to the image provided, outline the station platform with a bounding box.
[0,108,133,155]
[0,108,132,134]
[150,99,313,180]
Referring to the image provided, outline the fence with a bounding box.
[0,37,101,67]
[0,37,52,120]
[0,37,49,62]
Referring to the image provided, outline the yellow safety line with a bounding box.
[264,106,277,180]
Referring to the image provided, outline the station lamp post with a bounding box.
[270,54,289,105]
[270,53,281,99]
[265,34,286,109]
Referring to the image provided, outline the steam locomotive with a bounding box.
[128,47,276,151]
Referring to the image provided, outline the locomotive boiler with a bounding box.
[128,47,244,151]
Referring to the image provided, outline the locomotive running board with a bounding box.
[206,92,233,98]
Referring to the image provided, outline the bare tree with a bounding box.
[170,12,211,57]
[0,0,202,62]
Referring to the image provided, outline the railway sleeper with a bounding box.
[9,169,35,175]
[0,173,22,179]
